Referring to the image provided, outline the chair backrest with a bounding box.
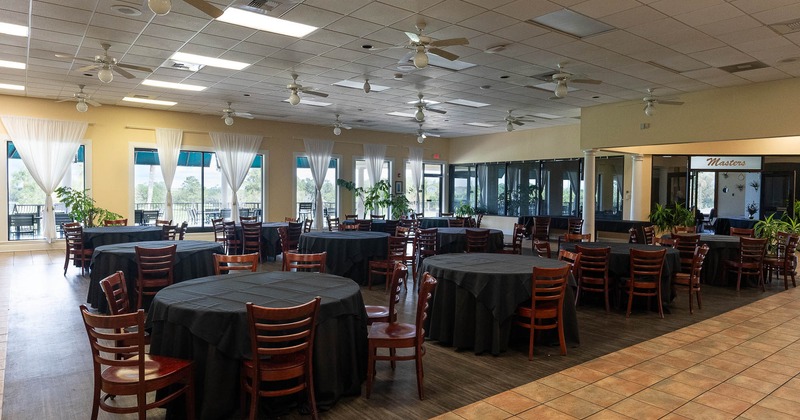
[558,249,581,280]
[563,233,591,243]
[155,219,173,227]
[567,218,584,234]
[629,247,667,283]
[777,232,800,262]
[476,213,484,228]
[341,222,360,231]
[729,227,755,238]
[415,273,438,340]
[283,252,327,273]
[285,216,299,222]
[576,245,610,284]
[99,271,131,315]
[212,218,225,241]
[344,214,358,220]
[287,222,303,247]
[395,226,412,237]
[370,214,385,220]
[79,305,146,377]
[277,227,291,256]
[303,218,313,233]
[672,225,696,234]
[214,253,259,274]
[103,218,127,226]
[398,218,419,230]
[383,219,399,235]
[529,265,570,310]
[447,218,465,228]
[416,228,439,258]
[387,235,409,262]
[532,216,551,240]
[162,224,178,240]
[240,216,258,222]
[628,227,638,243]
[178,221,189,240]
[241,220,261,240]
[386,263,408,321]
[461,216,476,227]
[738,237,767,265]
[687,244,710,285]
[506,223,525,254]
[533,239,551,258]
[64,222,85,249]
[245,297,320,389]
[465,228,490,253]
[440,212,454,217]
[135,244,177,289]
[674,234,700,273]
[327,216,340,231]
[642,225,656,245]
[356,219,372,231]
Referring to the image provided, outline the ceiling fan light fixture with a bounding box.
[224,115,234,126]
[97,65,113,83]
[554,80,568,98]
[363,79,370,93]
[417,135,424,143]
[506,121,513,132]
[75,100,88,113]
[288,90,301,106]
[644,102,655,116]
[413,47,428,69]
[414,108,425,121]
[333,126,341,136]
[147,0,172,15]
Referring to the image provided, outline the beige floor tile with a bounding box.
[783,377,800,390]
[739,405,800,420]
[613,367,663,387]
[651,378,707,400]
[693,391,753,416]
[771,385,800,403]
[713,350,761,367]
[560,366,609,384]
[430,412,466,420]
[630,359,683,378]
[739,366,793,385]
[537,373,588,393]
[593,376,647,397]
[515,404,578,420]
[484,391,538,415]
[757,395,800,416]
[452,401,513,420]
[725,374,782,394]
[659,413,692,420]
[581,359,627,375]
[709,382,767,405]
[512,382,564,403]
[683,364,736,382]
[544,394,603,418]
[702,356,748,375]
[608,397,669,418]
[570,384,625,408]
[648,354,697,371]
[672,401,736,420]
[670,370,724,390]
[630,388,688,411]
[584,409,635,420]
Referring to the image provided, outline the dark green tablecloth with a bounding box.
[146,271,368,420]
[87,240,224,312]
[298,231,389,285]
[420,217,455,229]
[83,226,163,248]
[437,227,505,253]
[667,233,741,286]
[422,253,579,355]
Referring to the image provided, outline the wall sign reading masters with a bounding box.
[690,156,761,171]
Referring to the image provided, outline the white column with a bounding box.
[630,154,644,220]
[582,149,596,240]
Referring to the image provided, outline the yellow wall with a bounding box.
[449,123,582,163]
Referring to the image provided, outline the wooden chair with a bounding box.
[395,226,417,279]
[241,298,320,420]
[212,217,226,248]
[532,239,551,259]
[532,216,551,242]
[79,305,195,420]
[99,271,151,350]
[63,222,92,276]
[344,214,358,220]
[460,216,475,227]
[628,227,638,243]
[239,216,258,222]
[223,221,241,255]
[303,218,313,233]
[155,219,173,227]
[447,218,465,227]
[558,249,581,281]
[366,263,406,324]
[341,222,360,231]
[161,224,178,241]
[178,221,189,240]
[501,223,526,255]
[356,219,372,231]
[241,221,262,262]
[729,227,755,238]
[566,218,583,235]
[465,228,490,253]
[575,245,611,312]
[383,219,399,235]
[440,212,454,217]
[764,233,799,290]
[673,234,700,274]
[283,252,326,273]
[672,225,696,234]
[284,216,299,222]
[368,236,408,290]
[642,225,656,245]
[475,213,484,228]
[370,214,386,219]
[103,218,127,226]
[415,228,439,290]
[326,215,340,231]
[366,273,437,400]
[514,265,570,360]
[214,253,259,274]
[563,233,591,243]
[134,244,177,310]
[287,221,303,250]
[624,248,667,318]
[672,244,709,314]
[725,237,768,291]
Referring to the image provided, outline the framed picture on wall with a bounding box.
[395,181,403,194]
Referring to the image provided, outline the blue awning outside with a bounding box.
[296,156,336,169]
[134,149,262,168]
[8,142,85,162]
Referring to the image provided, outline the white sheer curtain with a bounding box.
[155,128,182,221]
[363,143,387,188]
[1,116,86,243]
[209,132,262,223]
[304,139,334,231]
[409,146,424,213]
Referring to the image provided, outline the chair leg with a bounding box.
[185,372,196,420]
[307,367,318,420]
[63,253,69,276]
[528,325,534,361]
[366,344,375,399]
[415,347,425,400]
[656,286,664,319]
[736,270,742,291]
[390,348,396,370]
[558,313,566,356]
[91,383,100,420]
[248,385,258,420]
[688,288,693,315]
[603,284,610,313]
[626,287,634,318]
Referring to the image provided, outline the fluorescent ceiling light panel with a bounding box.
[532,113,562,119]
[529,9,614,38]
[466,122,495,127]
[170,52,250,70]
[281,98,331,107]
[387,111,416,118]
[333,80,390,92]
[122,97,177,106]
[0,83,24,91]
[534,82,576,93]
[142,79,207,91]
[447,99,490,108]
[426,54,476,71]
[0,22,28,37]
[217,8,317,38]
[0,60,25,70]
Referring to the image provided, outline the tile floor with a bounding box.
[434,286,800,419]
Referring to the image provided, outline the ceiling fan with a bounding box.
[55,43,153,84]
[643,88,684,116]
[415,122,440,143]
[549,63,601,99]
[489,110,536,132]
[146,0,224,18]
[401,21,469,69]
[56,84,101,113]
[332,114,352,136]
[286,74,329,106]
[410,93,446,122]
[221,101,253,126]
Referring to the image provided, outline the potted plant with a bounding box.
[455,203,475,218]
[55,187,121,227]
[389,193,410,219]
[746,202,758,219]
[648,202,695,235]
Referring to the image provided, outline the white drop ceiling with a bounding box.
[3,0,800,138]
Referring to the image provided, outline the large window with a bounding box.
[7,142,85,240]
[406,162,443,217]
[595,156,624,219]
[354,159,390,216]
[295,156,338,222]
[134,148,263,227]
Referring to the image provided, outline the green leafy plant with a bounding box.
[55,187,121,227]
[755,213,786,254]
[336,179,399,218]
[455,203,475,218]
[389,193,410,219]
[648,202,694,234]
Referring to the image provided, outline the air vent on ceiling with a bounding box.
[770,18,800,34]
[131,94,151,99]
[718,61,769,73]
[163,60,204,72]
[234,0,299,14]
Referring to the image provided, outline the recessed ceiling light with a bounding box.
[142,79,206,91]
[466,122,495,127]
[447,99,490,108]
[170,52,250,71]
[333,79,389,92]
[362,44,373,49]
[110,4,142,16]
[0,22,28,37]
[0,59,25,70]
[387,111,416,118]
[529,9,614,38]
[480,85,491,90]
[122,97,176,106]
[216,8,317,38]
[532,113,562,119]
[0,83,24,91]
[281,98,331,107]
[243,93,250,97]
[397,64,416,71]
[500,75,510,79]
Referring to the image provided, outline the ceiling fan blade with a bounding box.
[512,120,524,126]
[302,90,329,98]
[428,48,459,61]
[56,54,95,64]
[424,132,441,138]
[430,37,468,47]
[184,0,225,18]
[112,66,136,79]
[405,32,420,43]
[426,107,447,115]
[55,98,76,103]
[78,64,101,72]
[659,100,684,106]
[571,78,602,84]
[86,99,102,107]
[116,63,154,73]
[234,112,254,119]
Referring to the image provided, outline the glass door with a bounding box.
[761,171,794,218]
[422,163,443,217]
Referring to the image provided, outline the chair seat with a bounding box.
[516,301,558,319]
[672,272,693,286]
[101,354,191,386]
[242,354,307,380]
[368,322,416,340]
[763,256,782,265]
[365,305,390,322]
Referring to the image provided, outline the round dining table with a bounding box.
[420,217,456,229]
[422,253,579,355]
[436,227,505,253]
[259,222,287,259]
[298,231,389,285]
[87,240,224,313]
[146,271,368,420]
[82,225,163,248]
